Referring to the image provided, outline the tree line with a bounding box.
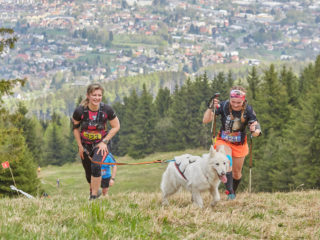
[1,27,319,196]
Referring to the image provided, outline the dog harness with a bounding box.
[174,162,187,180]
[174,158,197,181]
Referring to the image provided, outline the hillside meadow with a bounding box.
[1,149,320,239]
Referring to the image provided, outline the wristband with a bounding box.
[111,178,115,181]
[103,139,109,145]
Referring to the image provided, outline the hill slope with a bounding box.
[1,149,319,239]
[1,191,319,239]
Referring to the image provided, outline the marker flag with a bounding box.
[1,161,9,169]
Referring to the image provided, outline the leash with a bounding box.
[84,148,175,165]
[89,158,168,165]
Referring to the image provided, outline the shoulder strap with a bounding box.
[243,101,249,119]
[97,103,106,122]
[80,106,89,130]
[222,100,229,117]
[82,106,89,120]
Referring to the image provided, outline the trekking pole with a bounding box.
[211,93,220,145]
[249,134,253,193]
[248,120,255,193]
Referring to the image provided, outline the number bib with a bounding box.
[82,131,102,140]
[220,131,241,143]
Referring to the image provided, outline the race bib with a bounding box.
[220,131,241,143]
[83,131,102,140]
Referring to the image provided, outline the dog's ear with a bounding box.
[209,145,216,158]
[218,145,226,155]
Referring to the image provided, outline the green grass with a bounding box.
[1,149,320,239]
[112,34,167,48]
[39,149,207,197]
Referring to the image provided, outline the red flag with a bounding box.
[2,161,10,169]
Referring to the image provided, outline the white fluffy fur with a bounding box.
[161,146,228,208]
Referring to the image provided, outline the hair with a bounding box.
[80,83,105,107]
[229,86,247,123]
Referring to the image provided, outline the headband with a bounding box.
[230,89,245,101]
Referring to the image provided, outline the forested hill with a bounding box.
[6,59,307,120]
[6,71,186,120]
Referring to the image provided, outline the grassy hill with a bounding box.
[1,149,320,239]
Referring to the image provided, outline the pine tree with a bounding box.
[247,66,260,101]
[210,72,228,99]
[286,58,320,189]
[227,70,234,89]
[153,87,175,152]
[154,87,171,118]
[299,63,314,96]
[46,123,66,165]
[253,64,291,191]
[154,116,176,152]
[0,28,39,196]
[0,127,40,197]
[169,81,195,149]
[314,55,320,79]
[109,101,125,155]
[43,114,67,166]
[255,64,289,137]
[63,116,78,164]
[10,102,44,165]
[168,84,189,150]
[128,84,156,158]
[0,28,26,103]
[279,66,299,106]
[30,117,45,165]
[185,74,212,147]
[118,90,139,155]
[290,83,320,188]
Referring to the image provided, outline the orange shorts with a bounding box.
[214,138,249,158]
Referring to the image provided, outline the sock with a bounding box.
[224,172,234,194]
[233,178,241,194]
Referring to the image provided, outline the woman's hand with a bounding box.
[97,141,109,156]
[207,96,220,109]
[249,121,261,137]
[78,145,85,160]
[213,98,220,109]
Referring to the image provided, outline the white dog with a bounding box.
[161,146,228,208]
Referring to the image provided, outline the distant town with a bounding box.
[1,0,320,92]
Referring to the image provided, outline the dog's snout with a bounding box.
[221,171,226,176]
